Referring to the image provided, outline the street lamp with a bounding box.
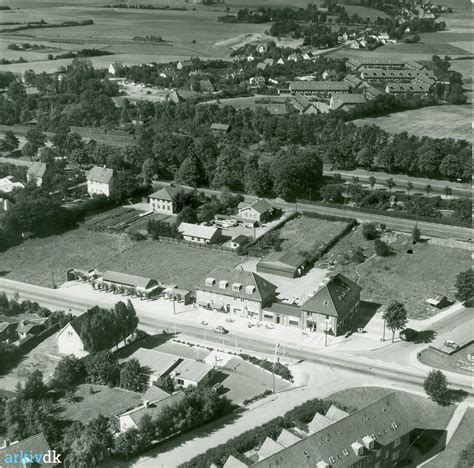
[382,316,386,342]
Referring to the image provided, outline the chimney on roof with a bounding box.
[20,320,25,327]
[1,439,10,449]
[143,400,150,408]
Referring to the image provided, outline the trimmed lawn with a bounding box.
[97,239,241,290]
[0,229,133,287]
[59,384,143,424]
[418,343,474,377]
[324,227,471,319]
[279,216,350,254]
[427,408,474,468]
[328,386,456,430]
[353,105,472,143]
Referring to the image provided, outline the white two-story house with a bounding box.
[86,166,114,197]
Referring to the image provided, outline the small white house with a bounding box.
[27,162,52,187]
[108,62,123,76]
[86,166,114,197]
[178,223,222,244]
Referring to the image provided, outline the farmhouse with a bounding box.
[57,306,101,358]
[210,123,230,137]
[257,251,307,278]
[101,270,159,293]
[289,81,350,97]
[86,166,114,197]
[148,185,183,214]
[237,199,275,223]
[301,274,361,336]
[27,162,53,187]
[290,94,319,114]
[224,393,417,468]
[330,93,367,111]
[0,432,57,467]
[178,222,222,244]
[195,266,277,319]
[116,391,185,433]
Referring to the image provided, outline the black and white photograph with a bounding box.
[0,0,472,466]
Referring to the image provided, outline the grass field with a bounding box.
[427,408,474,468]
[329,386,456,430]
[0,229,133,287]
[324,227,471,319]
[418,343,474,377]
[97,239,241,290]
[59,384,143,424]
[353,105,472,143]
[279,216,350,254]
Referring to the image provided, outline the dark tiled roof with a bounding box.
[148,185,183,201]
[240,199,274,214]
[253,393,414,468]
[196,266,277,303]
[331,93,367,110]
[27,162,47,178]
[0,433,54,467]
[265,302,302,319]
[258,251,306,273]
[67,306,101,339]
[127,391,185,426]
[301,274,361,318]
[386,82,430,93]
[361,68,416,79]
[87,166,114,184]
[343,75,364,88]
[231,235,251,245]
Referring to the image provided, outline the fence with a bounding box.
[296,198,471,228]
[155,235,236,253]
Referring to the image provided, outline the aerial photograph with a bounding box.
[0,0,472,466]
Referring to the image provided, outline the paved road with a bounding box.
[153,181,472,241]
[1,279,472,395]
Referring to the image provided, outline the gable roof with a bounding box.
[331,93,367,110]
[129,348,182,378]
[27,162,48,179]
[231,235,250,245]
[224,455,250,468]
[142,385,170,402]
[276,429,303,447]
[16,322,43,334]
[253,393,414,468]
[326,404,350,422]
[301,274,361,318]
[62,306,101,340]
[178,222,221,241]
[148,185,183,201]
[343,75,364,88]
[290,81,350,92]
[258,251,306,273]
[308,412,334,434]
[118,391,186,426]
[196,266,277,303]
[0,433,54,467]
[385,82,431,93]
[258,437,285,460]
[102,270,158,290]
[87,166,114,184]
[239,199,273,214]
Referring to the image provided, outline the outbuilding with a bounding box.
[257,251,307,278]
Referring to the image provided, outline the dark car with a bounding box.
[213,326,228,334]
[400,328,418,341]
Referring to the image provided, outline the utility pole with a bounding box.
[382,317,386,342]
[325,319,329,347]
[51,265,56,289]
[272,343,280,394]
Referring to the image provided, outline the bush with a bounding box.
[239,353,293,382]
[374,239,393,257]
[362,222,378,240]
[424,370,448,404]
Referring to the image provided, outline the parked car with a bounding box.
[344,330,352,338]
[213,326,228,334]
[444,340,459,350]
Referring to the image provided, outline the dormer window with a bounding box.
[351,441,364,456]
[205,277,215,286]
[219,280,228,289]
[232,283,242,292]
[245,285,255,294]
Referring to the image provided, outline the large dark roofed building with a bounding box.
[289,81,350,97]
[257,251,307,278]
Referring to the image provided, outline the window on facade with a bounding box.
[393,438,401,448]
[392,451,400,460]
[375,449,382,458]
[177,379,184,385]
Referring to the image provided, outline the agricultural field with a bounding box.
[279,216,350,255]
[323,226,471,319]
[97,239,241,290]
[353,105,473,143]
[0,228,133,287]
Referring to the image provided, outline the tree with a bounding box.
[383,301,408,342]
[22,128,46,159]
[113,428,143,460]
[412,225,421,243]
[444,186,452,199]
[0,130,19,151]
[176,152,205,188]
[425,184,433,195]
[177,205,198,224]
[211,146,244,191]
[455,269,474,305]
[386,177,395,193]
[457,443,474,468]
[113,300,138,345]
[84,351,120,386]
[159,375,175,394]
[52,355,85,390]
[374,239,392,257]
[18,370,48,400]
[424,370,448,404]
[320,184,344,203]
[120,358,148,392]
[362,222,378,240]
[368,176,376,190]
